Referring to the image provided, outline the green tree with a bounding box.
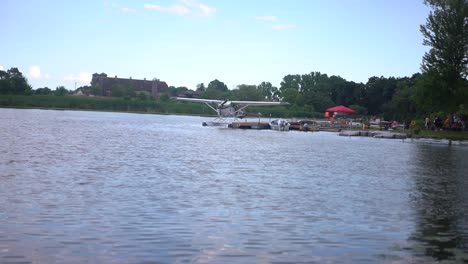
[207,79,228,92]
[279,74,301,93]
[0,67,32,95]
[167,86,177,97]
[160,93,170,101]
[234,84,263,101]
[7,67,22,78]
[363,76,398,115]
[419,0,468,112]
[90,85,102,96]
[281,87,301,106]
[301,72,334,112]
[137,92,149,100]
[54,86,69,96]
[349,104,367,115]
[204,79,228,99]
[35,87,52,95]
[279,72,335,112]
[257,81,278,100]
[279,74,302,105]
[0,70,12,94]
[382,75,419,121]
[196,83,205,92]
[176,86,189,95]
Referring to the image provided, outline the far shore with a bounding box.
[2,106,467,141]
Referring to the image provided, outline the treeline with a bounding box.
[0,67,70,96]
[1,0,467,121]
[0,66,466,121]
[168,70,466,122]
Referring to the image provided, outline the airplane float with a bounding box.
[172,97,289,126]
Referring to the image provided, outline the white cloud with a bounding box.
[64,72,92,83]
[197,3,215,16]
[144,3,190,15]
[106,2,137,13]
[121,7,136,13]
[29,65,42,79]
[272,24,296,30]
[144,0,215,16]
[255,16,277,21]
[0,64,4,71]
[181,0,215,16]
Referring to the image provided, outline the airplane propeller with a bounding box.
[219,99,229,108]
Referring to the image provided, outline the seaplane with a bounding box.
[172,97,289,126]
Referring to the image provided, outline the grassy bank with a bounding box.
[2,94,467,141]
[0,94,305,118]
[0,94,211,115]
[411,129,468,140]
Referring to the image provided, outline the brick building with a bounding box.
[91,73,169,97]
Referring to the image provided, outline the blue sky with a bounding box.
[0,0,430,90]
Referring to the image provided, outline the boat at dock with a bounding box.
[269,119,290,131]
[228,121,270,129]
[289,120,320,132]
[202,120,229,127]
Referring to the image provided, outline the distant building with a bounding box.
[91,73,168,97]
[74,87,91,96]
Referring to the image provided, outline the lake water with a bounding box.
[1,108,467,264]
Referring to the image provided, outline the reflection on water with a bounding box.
[0,108,467,263]
[408,144,468,262]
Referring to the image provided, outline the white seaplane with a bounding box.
[172,97,289,126]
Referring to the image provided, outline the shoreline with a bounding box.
[338,129,468,145]
[2,106,467,141]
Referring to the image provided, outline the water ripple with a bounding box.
[0,109,467,263]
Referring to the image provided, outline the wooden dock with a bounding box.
[228,122,270,129]
[289,121,320,132]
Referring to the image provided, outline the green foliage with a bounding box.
[419,0,468,113]
[416,129,468,140]
[54,86,69,96]
[280,72,358,112]
[204,79,228,99]
[137,92,149,100]
[0,94,164,113]
[349,104,367,115]
[160,93,170,102]
[35,87,52,95]
[232,84,263,101]
[207,79,228,92]
[381,75,419,121]
[410,120,423,135]
[364,76,398,115]
[257,81,279,100]
[0,67,32,95]
[196,83,205,92]
[2,47,466,123]
[167,86,189,97]
[90,85,102,96]
[111,84,135,97]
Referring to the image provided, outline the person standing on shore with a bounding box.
[425,116,431,129]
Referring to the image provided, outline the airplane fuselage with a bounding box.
[218,106,237,117]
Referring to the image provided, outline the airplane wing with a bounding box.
[172,97,224,104]
[230,101,289,106]
[173,97,289,106]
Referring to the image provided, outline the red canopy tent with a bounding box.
[325,105,356,114]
